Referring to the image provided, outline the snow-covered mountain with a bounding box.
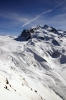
[0,25,66,100]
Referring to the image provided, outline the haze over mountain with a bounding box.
[0,25,66,100]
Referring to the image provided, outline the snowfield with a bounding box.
[0,25,66,100]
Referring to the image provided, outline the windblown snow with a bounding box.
[0,25,66,100]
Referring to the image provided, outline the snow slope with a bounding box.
[0,25,66,100]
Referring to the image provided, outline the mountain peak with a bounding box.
[19,24,60,41]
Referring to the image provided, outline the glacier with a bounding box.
[0,25,66,100]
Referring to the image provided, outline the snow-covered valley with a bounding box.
[0,25,66,100]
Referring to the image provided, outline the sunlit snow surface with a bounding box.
[0,26,66,100]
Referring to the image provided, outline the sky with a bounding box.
[0,0,66,36]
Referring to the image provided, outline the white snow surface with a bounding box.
[0,26,66,100]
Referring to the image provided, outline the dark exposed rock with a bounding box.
[20,25,43,41]
[64,31,66,33]
[20,29,31,41]
[34,90,37,93]
[29,28,34,33]
[38,36,44,40]
[43,24,49,29]
[48,50,60,58]
[60,55,66,64]
[52,39,60,46]
[50,27,58,34]
[6,78,9,84]
[52,50,61,58]
[4,85,8,89]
